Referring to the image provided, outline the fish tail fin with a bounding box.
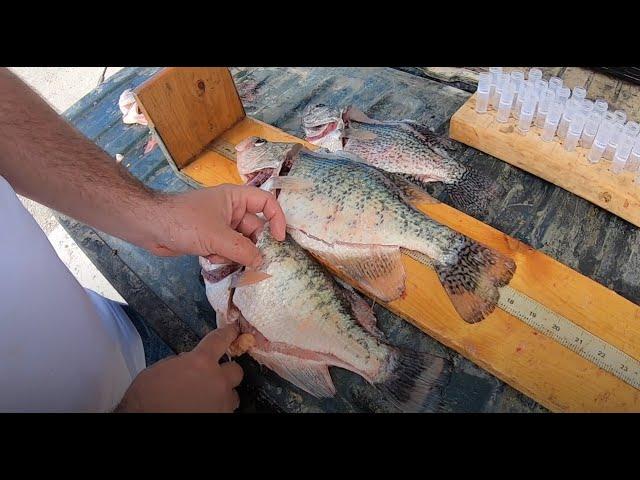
[444,168,502,217]
[375,349,451,412]
[433,238,516,323]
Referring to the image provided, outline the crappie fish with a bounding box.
[301,103,499,216]
[235,137,516,324]
[200,230,451,412]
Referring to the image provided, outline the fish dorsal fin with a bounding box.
[342,128,378,141]
[261,175,314,192]
[230,270,272,288]
[343,105,382,125]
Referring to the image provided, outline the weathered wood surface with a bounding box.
[57,66,640,412]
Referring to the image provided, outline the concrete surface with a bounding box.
[8,67,126,302]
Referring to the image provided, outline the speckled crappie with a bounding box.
[236,137,516,324]
[200,230,451,411]
[301,103,500,216]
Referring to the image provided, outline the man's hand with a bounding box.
[116,325,244,413]
[149,184,286,268]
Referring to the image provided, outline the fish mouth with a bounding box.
[304,121,339,142]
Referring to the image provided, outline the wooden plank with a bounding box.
[449,94,640,229]
[177,118,640,412]
[134,67,245,169]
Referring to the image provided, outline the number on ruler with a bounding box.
[621,364,629,372]
[552,324,560,331]
[597,351,606,358]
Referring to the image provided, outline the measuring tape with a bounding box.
[499,285,640,390]
[401,248,640,390]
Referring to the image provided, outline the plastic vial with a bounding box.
[475,72,491,114]
[604,122,625,160]
[594,99,608,115]
[488,67,503,109]
[588,118,615,164]
[557,87,571,105]
[527,68,543,83]
[548,76,563,95]
[535,89,556,128]
[580,112,602,149]
[557,99,580,140]
[541,102,564,142]
[614,110,627,124]
[535,79,548,95]
[624,121,640,138]
[571,86,587,101]
[496,86,515,123]
[626,137,640,173]
[491,73,510,110]
[612,134,634,173]
[580,99,594,116]
[517,92,537,135]
[513,81,528,119]
[564,113,586,152]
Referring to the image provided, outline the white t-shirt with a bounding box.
[0,175,145,412]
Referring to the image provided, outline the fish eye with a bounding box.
[316,103,326,108]
[254,138,266,146]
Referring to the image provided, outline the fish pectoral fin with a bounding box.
[342,105,382,125]
[230,270,272,288]
[342,127,378,141]
[261,175,314,192]
[249,348,337,398]
[384,172,440,205]
[289,230,406,302]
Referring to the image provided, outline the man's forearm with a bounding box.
[0,67,163,250]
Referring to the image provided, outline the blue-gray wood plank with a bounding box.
[57,67,639,413]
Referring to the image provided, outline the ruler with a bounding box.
[499,285,640,390]
[401,248,640,390]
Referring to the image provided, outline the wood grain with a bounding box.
[178,116,640,412]
[134,67,245,169]
[449,94,640,228]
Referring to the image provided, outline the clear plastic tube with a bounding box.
[541,102,564,142]
[535,90,556,128]
[557,87,571,105]
[491,73,510,110]
[475,73,491,114]
[624,121,640,138]
[580,112,602,148]
[517,92,537,135]
[557,99,580,140]
[627,137,640,173]
[564,113,586,152]
[548,76,563,95]
[571,86,587,101]
[527,68,543,83]
[612,134,634,173]
[604,122,625,160]
[488,67,502,109]
[496,86,515,123]
[514,81,528,119]
[594,99,608,115]
[580,99,594,116]
[588,118,615,163]
[614,110,627,124]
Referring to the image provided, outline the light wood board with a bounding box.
[449,93,640,228]
[180,116,640,412]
